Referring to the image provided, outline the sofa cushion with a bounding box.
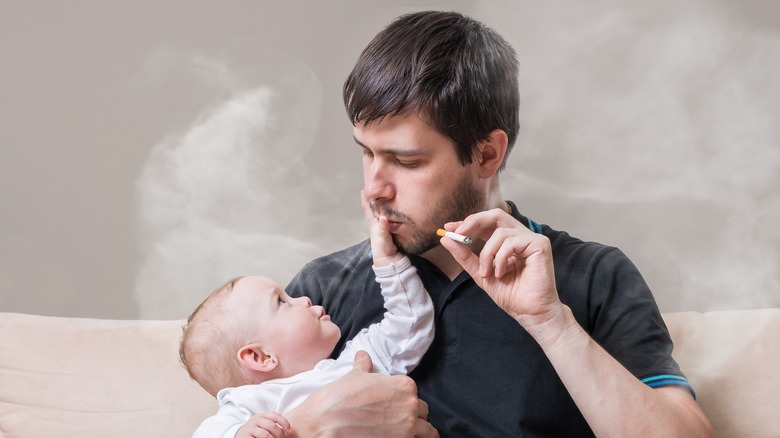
[663,308,780,438]
[0,312,214,437]
[1,309,779,437]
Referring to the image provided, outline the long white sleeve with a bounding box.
[192,402,245,438]
[339,255,434,375]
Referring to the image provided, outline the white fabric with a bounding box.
[194,256,434,437]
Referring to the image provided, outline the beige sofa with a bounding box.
[1,309,778,437]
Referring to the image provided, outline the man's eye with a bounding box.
[397,160,420,168]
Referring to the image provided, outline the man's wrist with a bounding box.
[517,303,581,352]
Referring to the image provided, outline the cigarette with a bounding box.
[436,228,472,244]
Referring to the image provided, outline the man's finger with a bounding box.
[417,399,430,420]
[412,418,440,438]
[440,236,481,278]
[352,350,373,372]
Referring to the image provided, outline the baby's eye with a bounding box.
[278,297,287,306]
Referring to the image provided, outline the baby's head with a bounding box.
[179,276,340,396]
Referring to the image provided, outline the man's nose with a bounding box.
[363,162,394,202]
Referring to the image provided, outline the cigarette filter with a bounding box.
[436,228,472,244]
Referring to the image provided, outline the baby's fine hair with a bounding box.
[179,276,247,396]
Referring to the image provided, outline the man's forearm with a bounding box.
[529,304,714,438]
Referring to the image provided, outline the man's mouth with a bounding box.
[386,220,403,233]
[370,202,411,228]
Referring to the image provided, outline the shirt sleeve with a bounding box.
[192,387,270,438]
[587,247,695,397]
[192,394,247,438]
[339,256,435,375]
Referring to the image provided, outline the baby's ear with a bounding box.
[237,343,278,372]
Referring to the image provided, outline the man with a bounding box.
[282,10,713,437]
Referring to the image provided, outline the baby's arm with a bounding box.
[341,193,434,375]
[193,389,287,438]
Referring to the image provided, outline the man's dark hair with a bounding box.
[343,10,520,169]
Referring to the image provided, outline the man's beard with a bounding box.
[373,173,485,256]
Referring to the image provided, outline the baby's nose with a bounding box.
[297,296,312,307]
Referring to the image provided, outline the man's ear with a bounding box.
[476,129,508,178]
[237,343,278,372]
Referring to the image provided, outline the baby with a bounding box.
[179,194,434,437]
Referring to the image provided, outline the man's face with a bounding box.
[355,113,485,255]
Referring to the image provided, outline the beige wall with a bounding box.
[2,0,778,320]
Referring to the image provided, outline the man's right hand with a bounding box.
[285,350,438,437]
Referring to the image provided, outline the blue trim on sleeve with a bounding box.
[641,374,696,399]
[526,217,542,234]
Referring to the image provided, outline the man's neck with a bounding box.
[420,245,466,281]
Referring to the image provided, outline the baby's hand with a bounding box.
[361,191,403,267]
[236,411,290,438]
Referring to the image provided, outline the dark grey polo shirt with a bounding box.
[286,202,691,437]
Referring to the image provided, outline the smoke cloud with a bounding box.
[134,48,363,319]
[486,2,780,311]
[134,3,779,318]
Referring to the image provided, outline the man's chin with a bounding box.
[393,232,440,256]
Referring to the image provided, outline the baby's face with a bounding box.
[228,276,341,374]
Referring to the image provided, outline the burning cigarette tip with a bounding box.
[436,228,472,244]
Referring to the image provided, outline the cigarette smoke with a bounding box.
[134,47,363,319]
[133,3,780,318]
[482,2,780,311]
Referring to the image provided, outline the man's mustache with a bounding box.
[369,202,413,224]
